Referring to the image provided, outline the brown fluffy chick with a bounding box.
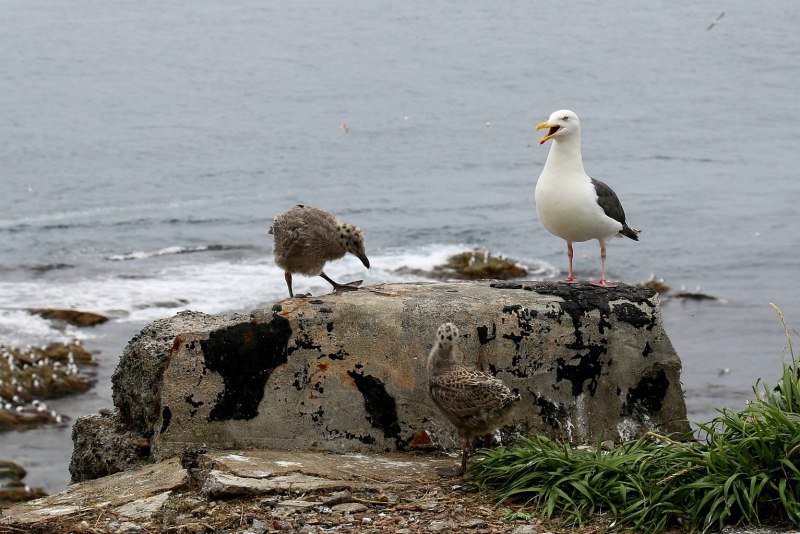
[427,322,520,476]
[269,205,370,298]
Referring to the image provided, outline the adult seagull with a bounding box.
[534,110,639,288]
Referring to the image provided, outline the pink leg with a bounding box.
[560,242,579,284]
[591,240,617,288]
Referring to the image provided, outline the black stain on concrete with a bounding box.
[160,406,172,434]
[325,426,377,446]
[490,282,523,289]
[477,323,496,345]
[621,368,669,416]
[323,348,349,361]
[288,331,322,356]
[493,282,656,346]
[347,370,402,448]
[502,332,526,352]
[201,316,292,421]
[556,350,605,396]
[501,305,538,349]
[534,394,571,429]
[326,322,334,332]
[642,341,653,358]
[185,394,204,418]
[612,302,655,330]
[292,364,309,391]
[310,405,325,423]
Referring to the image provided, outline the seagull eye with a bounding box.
[561,116,569,121]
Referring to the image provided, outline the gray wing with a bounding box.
[590,178,640,240]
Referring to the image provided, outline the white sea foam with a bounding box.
[105,244,245,262]
[0,244,552,344]
[0,309,93,347]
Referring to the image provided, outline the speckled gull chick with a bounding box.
[427,323,520,476]
[535,110,640,288]
[269,204,370,298]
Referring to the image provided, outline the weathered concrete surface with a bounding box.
[82,281,687,474]
[68,410,151,483]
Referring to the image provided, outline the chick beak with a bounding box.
[358,254,370,269]
[536,122,561,144]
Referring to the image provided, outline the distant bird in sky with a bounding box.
[269,204,370,298]
[427,323,520,477]
[707,12,725,30]
[534,110,640,287]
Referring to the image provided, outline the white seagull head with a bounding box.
[536,109,580,145]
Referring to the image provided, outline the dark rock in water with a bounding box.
[396,249,527,280]
[673,290,718,301]
[636,274,670,294]
[0,342,95,431]
[0,460,47,506]
[27,263,74,275]
[27,308,109,327]
[39,342,94,365]
[636,275,719,301]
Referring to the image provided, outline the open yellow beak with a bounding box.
[536,122,560,145]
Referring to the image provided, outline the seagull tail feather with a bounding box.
[621,224,641,241]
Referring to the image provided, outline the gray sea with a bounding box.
[1,0,799,493]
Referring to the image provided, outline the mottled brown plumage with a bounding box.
[269,205,370,298]
[427,323,520,476]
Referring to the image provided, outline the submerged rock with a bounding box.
[27,308,109,327]
[396,249,527,280]
[636,275,719,301]
[0,460,47,506]
[0,342,95,431]
[637,274,670,294]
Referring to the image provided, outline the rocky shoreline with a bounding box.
[0,309,105,506]
[1,449,556,534]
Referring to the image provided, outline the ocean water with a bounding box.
[2,0,800,493]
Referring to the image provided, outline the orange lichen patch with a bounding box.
[243,330,255,344]
[409,429,435,450]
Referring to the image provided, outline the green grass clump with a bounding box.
[468,304,800,533]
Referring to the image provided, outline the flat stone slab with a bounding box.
[199,448,457,498]
[200,448,453,482]
[1,456,188,526]
[1,449,458,531]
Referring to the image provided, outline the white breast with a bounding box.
[535,170,622,243]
